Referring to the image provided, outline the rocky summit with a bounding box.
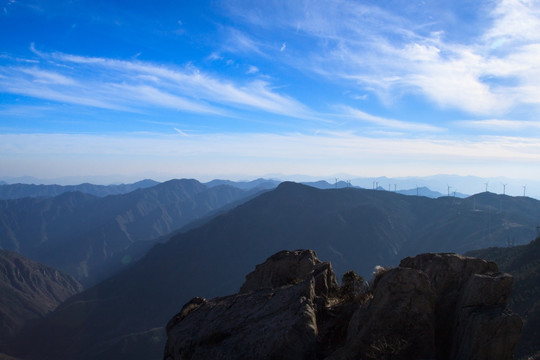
[164,249,522,360]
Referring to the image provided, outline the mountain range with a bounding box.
[0,179,265,286]
[0,180,159,200]
[5,182,540,360]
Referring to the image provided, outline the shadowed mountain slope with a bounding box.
[7,182,540,360]
[0,250,82,347]
[0,179,256,285]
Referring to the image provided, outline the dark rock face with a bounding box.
[164,250,338,360]
[399,253,521,360]
[240,249,338,295]
[334,267,436,359]
[164,250,521,360]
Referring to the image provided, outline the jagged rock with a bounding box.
[400,253,522,360]
[333,267,436,359]
[240,249,338,296]
[450,273,522,360]
[164,250,338,360]
[163,251,522,360]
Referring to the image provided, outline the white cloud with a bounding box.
[484,0,540,44]
[19,68,77,85]
[341,106,444,133]
[458,118,540,131]
[174,128,189,136]
[224,0,540,117]
[246,65,259,74]
[280,42,286,52]
[0,49,314,119]
[223,28,265,56]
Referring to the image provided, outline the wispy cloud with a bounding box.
[224,0,540,117]
[174,128,189,136]
[0,47,314,120]
[341,106,444,133]
[246,65,259,74]
[458,118,540,131]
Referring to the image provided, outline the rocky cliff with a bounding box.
[164,250,522,360]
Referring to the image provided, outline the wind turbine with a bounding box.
[523,185,527,197]
[447,185,451,197]
[502,183,507,195]
[484,182,489,193]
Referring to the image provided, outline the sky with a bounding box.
[2,0,540,184]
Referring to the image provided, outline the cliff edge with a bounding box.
[163,250,522,360]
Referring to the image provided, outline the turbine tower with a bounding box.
[484,182,489,193]
[502,183,507,195]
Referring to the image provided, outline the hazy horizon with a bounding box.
[2,173,540,199]
[2,1,540,183]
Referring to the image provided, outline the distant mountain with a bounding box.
[350,174,540,199]
[301,180,352,189]
[0,179,258,285]
[204,178,280,190]
[0,179,159,200]
[467,238,540,359]
[0,250,82,347]
[9,182,540,360]
[398,186,441,198]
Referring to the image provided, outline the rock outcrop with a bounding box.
[163,250,522,360]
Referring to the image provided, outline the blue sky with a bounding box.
[2,0,540,182]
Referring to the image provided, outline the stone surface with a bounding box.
[164,251,522,360]
[400,253,522,360]
[164,250,338,360]
[334,267,436,359]
[240,249,338,296]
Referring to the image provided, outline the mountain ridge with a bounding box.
[0,250,82,347]
[0,179,258,285]
[0,179,159,200]
[8,182,540,360]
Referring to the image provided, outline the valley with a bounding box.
[1,180,539,359]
